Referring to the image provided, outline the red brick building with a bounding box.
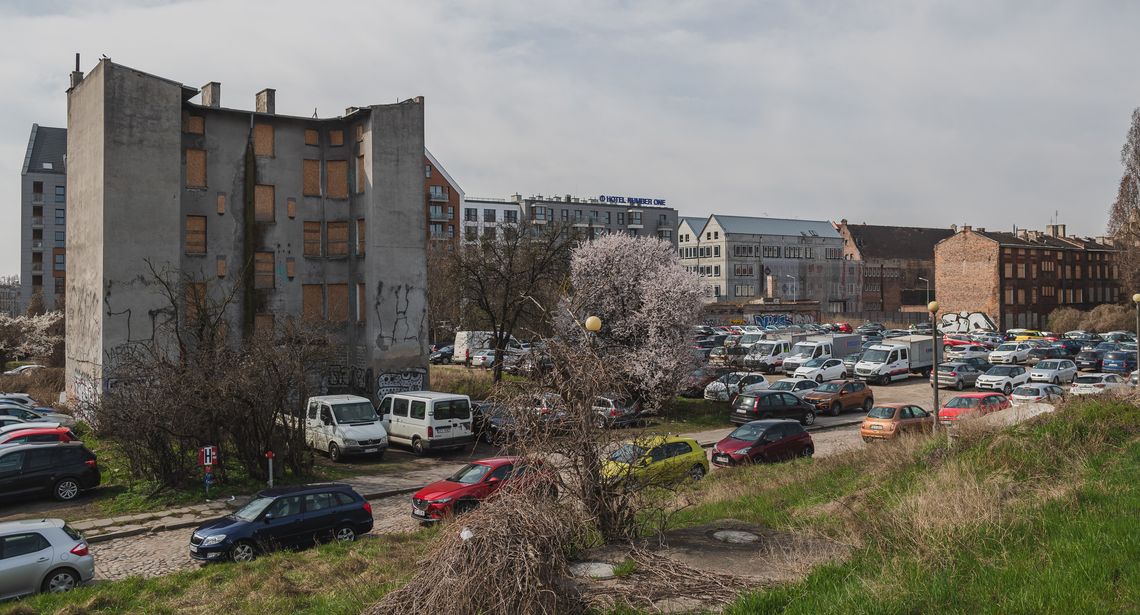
[424,148,462,248]
[837,220,954,312]
[934,224,1120,330]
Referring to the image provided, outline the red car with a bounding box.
[410,456,550,522]
[711,419,814,466]
[937,393,1010,425]
[0,425,76,445]
[833,323,853,333]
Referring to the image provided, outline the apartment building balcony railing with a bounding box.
[429,210,450,222]
[31,240,43,250]
[31,216,43,227]
[429,190,450,202]
[31,194,44,205]
[31,264,43,274]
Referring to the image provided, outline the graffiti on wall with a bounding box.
[326,364,375,396]
[376,368,427,399]
[373,282,425,352]
[938,311,997,333]
[752,313,816,328]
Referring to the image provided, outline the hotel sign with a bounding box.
[599,194,667,206]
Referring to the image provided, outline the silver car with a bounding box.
[1028,359,1078,385]
[0,519,95,600]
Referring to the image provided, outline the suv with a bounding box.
[801,380,873,416]
[0,519,95,599]
[189,483,373,563]
[730,390,817,426]
[411,457,551,522]
[0,442,100,502]
[931,362,983,390]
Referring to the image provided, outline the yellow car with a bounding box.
[602,435,709,487]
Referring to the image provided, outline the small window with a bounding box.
[254,123,274,157]
[410,400,426,420]
[185,115,205,134]
[357,282,367,322]
[355,124,364,142]
[285,257,295,279]
[185,215,206,254]
[329,130,344,146]
[303,221,322,257]
[356,219,366,256]
[356,155,366,193]
[216,255,226,278]
[303,159,321,196]
[254,251,274,289]
[304,129,319,146]
[186,149,207,188]
[327,160,348,199]
[216,192,226,215]
[287,198,296,219]
[303,492,335,513]
[334,492,356,506]
[393,398,409,417]
[302,284,323,320]
[254,185,275,222]
[328,283,349,322]
[327,221,349,256]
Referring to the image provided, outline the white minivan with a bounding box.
[301,395,389,462]
[379,391,475,455]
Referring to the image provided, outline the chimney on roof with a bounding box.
[1027,230,1043,242]
[962,225,972,232]
[1046,223,1066,238]
[201,82,221,108]
[1016,228,1029,240]
[840,218,848,226]
[565,194,571,203]
[976,227,986,232]
[69,53,84,89]
[255,88,275,114]
[950,224,958,233]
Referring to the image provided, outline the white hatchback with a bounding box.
[989,343,1033,365]
[976,365,1030,394]
[1010,383,1065,404]
[767,378,820,399]
[1070,373,1127,396]
[1028,359,1078,385]
[793,358,847,383]
[703,372,770,402]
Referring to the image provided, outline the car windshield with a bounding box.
[803,358,826,368]
[996,344,1017,351]
[1036,361,1061,370]
[728,423,765,441]
[447,463,492,484]
[867,406,897,419]
[750,342,776,356]
[862,349,890,363]
[609,443,647,464]
[769,381,795,392]
[433,399,471,420]
[987,366,1018,376]
[945,397,980,409]
[332,402,378,424]
[1074,376,1103,384]
[1105,352,1132,360]
[815,382,841,393]
[722,373,743,385]
[1012,387,1041,396]
[233,496,276,521]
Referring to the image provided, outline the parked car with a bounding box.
[1075,349,1107,371]
[1101,351,1138,375]
[679,367,728,398]
[708,345,748,368]
[946,344,990,360]
[0,442,100,502]
[1049,340,1083,358]
[592,396,643,428]
[0,426,76,446]
[975,365,1030,394]
[0,394,38,407]
[1070,373,1127,396]
[801,379,873,416]
[730,390,817,426]
[988,342,1033,365]
[792,357,846,383]
[766,378,820,399]
[931,362,983,390]
[469,349,495,368]
[0,519,94,599]
[1028,359,1078,385]
[938,393,1010,425]
[0,416,27,429]
[190,483,373,563]
[411,457,551,522]
[603,436,709,486]
[856,323,885,335]
[1102,331,1135,343]
[0,406,76,429]
[842,351,865,375]
[703,372,769,402]
[379,391,475,455]
[1010,383,1066,404]
[711,420,813,466]
[428,345,454,364]
[859,403,934,441]
[0,421,60,436]
[1025,346,1064,366]
[834,322,853,333]
[956,356,994,374]
[2,364,44,376]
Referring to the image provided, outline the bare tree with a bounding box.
[1109,108,1140,292]
[425,246,462,345]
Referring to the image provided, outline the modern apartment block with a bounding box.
[65,59,429,404]
[461,197,522,241]
[516,193,678,246]
[19,124,68,312]
[934,224,1120,330]
[836,220,955,312]
[424,149,462,247]
[678,215,860,311]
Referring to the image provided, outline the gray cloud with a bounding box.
[0,0,1138,277]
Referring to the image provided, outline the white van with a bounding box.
[297,395,389,462]
[379,391,475,455]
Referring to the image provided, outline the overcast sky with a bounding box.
[1,0,1139,277]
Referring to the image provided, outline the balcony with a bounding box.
[429,190,450,202]
[30,240,43,250]
[31,263,43,274]
[31,216,43,228]
[429,210,450,222]
[31,194,44,205]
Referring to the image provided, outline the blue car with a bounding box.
[1101,351,1137,374]
[189,483,373,563]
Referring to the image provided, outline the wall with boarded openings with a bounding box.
[254,124,274,157]
[303,159,321,196]
[327,160,348,199]
[186,149,207,187]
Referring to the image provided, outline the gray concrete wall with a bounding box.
[64,62,106,403]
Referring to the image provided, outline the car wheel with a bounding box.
[1003,383,1012,395]
[800,445,814,458]
[801,409,816,426]
[1052,377,1060,385]
[454,499,479,516]
[862,398,873,412]
[53,478,80,501]
[830,401,841,417]
[334,525,357,543]
[230,541,256,563]
[689,465,706,481]
[411,437,425,456]
[862,436,873,443]
[41,568,79,593]
[815,375,823,383]
[955,379,965,391]
[328,442,343,463]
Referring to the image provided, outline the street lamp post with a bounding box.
[1133,294,1140,386]
[918,277,930,305]
[929,301,940,435]
[784,274,797,303]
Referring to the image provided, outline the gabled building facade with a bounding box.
[836,220,954,312]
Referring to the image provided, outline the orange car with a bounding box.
[859,403,934,442]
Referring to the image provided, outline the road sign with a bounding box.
[198,445,218,468]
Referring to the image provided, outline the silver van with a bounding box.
[378,391,475,455]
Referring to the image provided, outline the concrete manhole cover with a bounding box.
[570,562,616,580]
[713,530,760,544]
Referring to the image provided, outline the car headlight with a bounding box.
[430,497,453,504]
[736,447,751,455]
[200,534,227,546]
[344,439,358,446]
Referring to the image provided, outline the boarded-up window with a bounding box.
[216,192,226,215]
[357,282,366,322]
[304,129,319,146]
[255,185,275,222]
[185,215,206,254]
[185,282,206,323]
[286,257,296,279]
[302,284,323,321]
[254,251,274,289]
[329,130,344,146]
[186,115,205,134]
[356,219,366,256]
[328,283,349,322]
[356,155,365,193]
[287,198,296,219]
[327,221,348,256]
[254,313,275,336]
[186,149,207,188]
[216,255,227,278]
[303,221,322,256]
[327,160,348,199]
[303,159,321,196]
[254,123,275,157]
[355,124,364,142]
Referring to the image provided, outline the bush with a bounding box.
[0,367,65,407]
[1047,304,1133,333]
[1046,307,1083,333]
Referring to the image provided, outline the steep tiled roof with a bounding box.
[846,224,955,260]
[710,215,840,238]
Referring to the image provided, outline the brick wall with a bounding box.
[934,230,999,319]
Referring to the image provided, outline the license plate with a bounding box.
[870,424,883,430]
[437,426,451,432]
[412,508,426,517]
[364,448,378,453]
[713,455,729,463]
[736,409,747,414]
[189,545,198,553]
